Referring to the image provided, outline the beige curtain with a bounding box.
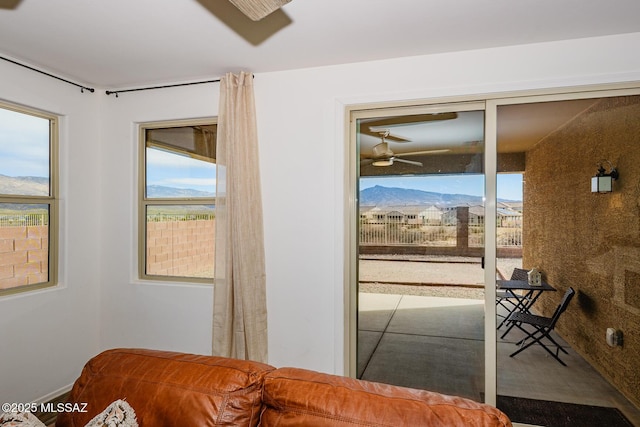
[212,71,268,362]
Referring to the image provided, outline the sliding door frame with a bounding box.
[344,81,640,407]
[347,100,491,398]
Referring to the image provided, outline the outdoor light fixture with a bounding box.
[591,160,619,193]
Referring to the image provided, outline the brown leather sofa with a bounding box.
[56,348,512,427]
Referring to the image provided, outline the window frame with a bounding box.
[0,100,59,296]
[138,118,217,284]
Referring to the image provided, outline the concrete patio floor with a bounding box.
[357,289,640,426]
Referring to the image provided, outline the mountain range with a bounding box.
[0,175,214,198]
[146,185,214,198]
[360,185,518,207]
[2,176,515,207]
[0,174,49,196]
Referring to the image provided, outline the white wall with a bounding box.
[0,60,102,403]
[98,32,640,376]
[3,32,640,403]
[255,32,640,373]
[98,85,218,355]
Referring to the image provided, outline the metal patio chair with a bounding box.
[505,286,575,366]
[496,267,530,328]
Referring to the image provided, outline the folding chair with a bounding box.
[496,268,530,328]
[504,287,575,366]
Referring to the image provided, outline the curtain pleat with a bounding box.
[212,71,268,362]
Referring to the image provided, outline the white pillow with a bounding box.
[1,400,138,427]
[0,411,45,427]
[84,400,138,427]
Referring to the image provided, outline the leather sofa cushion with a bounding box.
[261,367,512,427]
[55,348,275,427]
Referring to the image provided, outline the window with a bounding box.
[0,102,58,296]
[139,119,216,282]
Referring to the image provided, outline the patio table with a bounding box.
[496,279,556,332]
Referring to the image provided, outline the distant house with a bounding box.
[498,201,523,214]
[359,205,445,226]
[386,210,405,223]
[359,205,377,223]
[360,203,521,229]
[420,206,443,225]
[359,206,390,223]
[439,204,522,227]
[442,205,483,225]
[497,207,522,227]
[386,206,427,225]
[468,206,484,225]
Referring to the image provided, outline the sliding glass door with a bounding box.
[492,92,640,424]
[348,86,640,424]
[351,102,489,401]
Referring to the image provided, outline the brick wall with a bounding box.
[1,219,215,289]
[146,220,215,278]
[0,225,49,290]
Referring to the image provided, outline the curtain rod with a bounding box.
[0,55,95,93]
[105,79,221,97]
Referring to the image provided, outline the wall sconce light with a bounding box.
[591,160,619,193]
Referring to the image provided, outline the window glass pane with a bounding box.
[356,107,486,398]
[0,203,49,290]
[0,108,50,196]
[145,205,215,279]
[145,126,216,199]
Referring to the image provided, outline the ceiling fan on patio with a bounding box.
[228,0,292,20]
[360,131,449,167]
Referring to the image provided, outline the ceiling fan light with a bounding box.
[372,159,393,167]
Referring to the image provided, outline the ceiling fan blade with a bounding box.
[383,133,410,142]
[366,127,411,142]
[393,158,424,167]
[395,149,450,157]
[363,112,458,129]
[359,127,410,142]
[228,0,292,20]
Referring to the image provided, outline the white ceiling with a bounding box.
[1,0,636,171]
[1,0,640,88]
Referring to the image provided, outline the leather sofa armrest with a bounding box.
[56,348,275,427]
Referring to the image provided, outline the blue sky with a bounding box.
[0,108,50,178]
[0,106,217,193]
[146,147,216,193]
[360,173,523,201]
[1,105,520,202]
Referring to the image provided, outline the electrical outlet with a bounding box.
[606,328,623,347]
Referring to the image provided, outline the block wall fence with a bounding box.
[0,225,48,290]
[0,220,215,290]
[146,220,215,278]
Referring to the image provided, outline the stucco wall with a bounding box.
[523,95,640,406]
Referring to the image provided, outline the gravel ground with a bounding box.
[358,256,523,299]
[359,282,485,299]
